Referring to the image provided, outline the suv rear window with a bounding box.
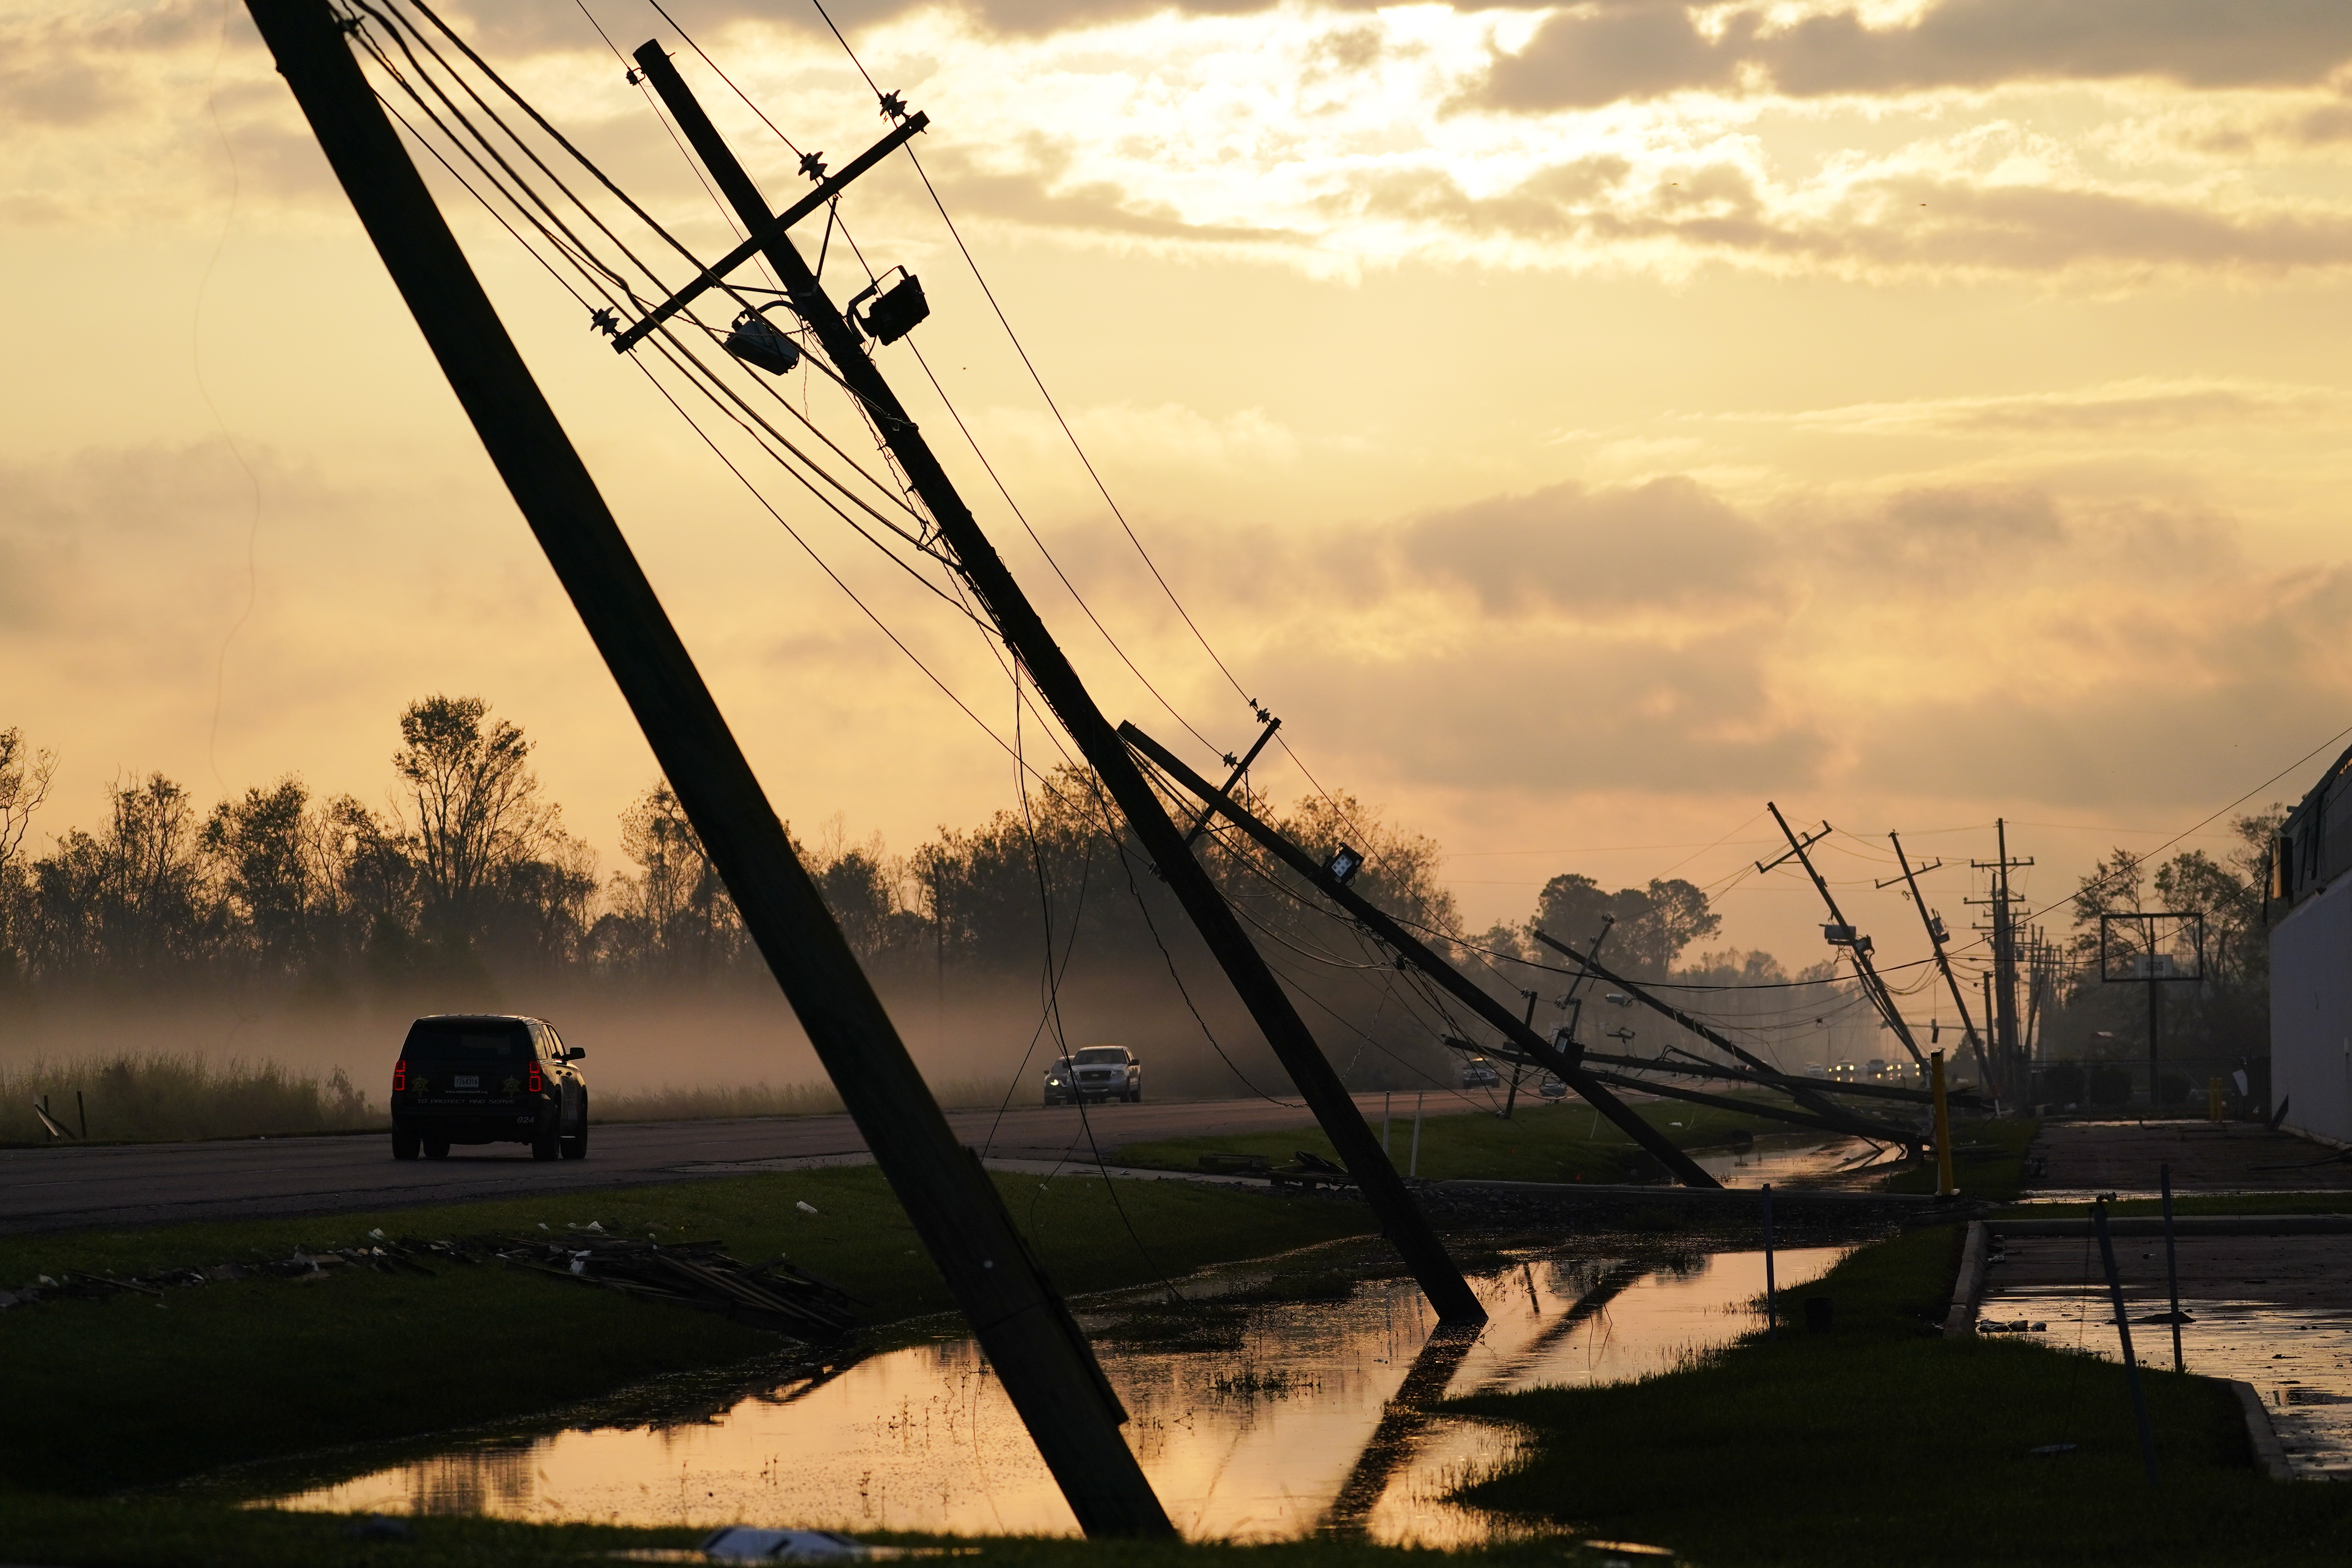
[403,1021,532,1069]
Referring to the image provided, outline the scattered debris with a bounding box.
[344,1515,415,1542]
[700,1527,866,1561]
[500,1234,859,1337]
[3,1232,858,1340]
[796,1200,821,1215]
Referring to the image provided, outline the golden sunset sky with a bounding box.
[10,0,2352,965]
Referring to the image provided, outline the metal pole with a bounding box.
[244,1,1170,1534]
[2161,1163,2185,1374]
[2094,1198,2162,1486]
[2149,972,2162,1112]
[1761,1182,1777,1338]
[1931,1050,1955,1197]
[1125,722,1721,1186]
[1500,991,1535,1120]
[632,41,1481,1329]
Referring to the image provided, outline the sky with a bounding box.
[8,0,2352,973]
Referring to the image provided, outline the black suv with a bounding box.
[390,1014,587,1162]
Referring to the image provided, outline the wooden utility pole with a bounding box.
[244,0,1169,1534]
[629,43,1481,1324]
[1763,803,1927,1066]
[1969,820,2033,1101]
[1887,832,1997,1104]
[1123,721,1719,1187]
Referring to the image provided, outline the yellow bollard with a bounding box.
[1932,1049,1955,1197]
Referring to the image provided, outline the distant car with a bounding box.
[1045,1045,1142,1105]
[1538,1073,1568,1100]
[1460,1057,1501,1089]
[391,1013,587,1162]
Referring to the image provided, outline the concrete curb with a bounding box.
[1942,1220,1989,1337]
[2229,1379,2296,1481]
[1992,1214,2352,1238]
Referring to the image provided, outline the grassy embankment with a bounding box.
[0,1164,1376,1499]
[1450,1117,2352,1566]
[1116,1092,1844,1183]
[0,1052,1015,1145]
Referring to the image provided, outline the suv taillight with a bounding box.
[528,1062,543,1094]
[393,1058,407,1092]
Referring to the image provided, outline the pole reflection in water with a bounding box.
[273,1244,1844,1543]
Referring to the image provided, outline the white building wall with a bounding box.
[2270,873,2352,1146]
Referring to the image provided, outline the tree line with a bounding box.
[1,697,1737,1015]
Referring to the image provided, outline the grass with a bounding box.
[0,1052,377,1147]
[1450,1219,2352,1566]
[1880,1112,2042,1201]
[0,1051,1014,1144]
[0,1500,1626,1568]
[1115,1095,1837,1184]
[0,1165,1376,1496]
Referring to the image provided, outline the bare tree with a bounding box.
[0,727,56,972]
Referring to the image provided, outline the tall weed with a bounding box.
[0,1054,376,1145]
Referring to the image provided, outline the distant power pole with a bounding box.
[1969,820,2034,1101]
[1761,803,1927,1066]
[1884,832,1996,1103]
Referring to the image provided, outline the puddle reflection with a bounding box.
[1984,1287,2352,1479]
[275,1245,1844,1542]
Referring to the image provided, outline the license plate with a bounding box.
[454,1075,479,1090]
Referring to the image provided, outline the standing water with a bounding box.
[273,1241,1844,1542]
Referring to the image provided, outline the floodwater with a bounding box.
[1690,1133,1898,1186]
[273,1243,1845,1542]
[1981,1284,2352,1480]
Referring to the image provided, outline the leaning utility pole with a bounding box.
[1762,803,1927,1066]
[1123,722,1719,1187]
[244,0,1168,1534]
[1885,832,1997,1105]
[629,43,1481,1324]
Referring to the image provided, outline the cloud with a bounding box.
[1102,466,2341,811]
[1483,0,2352,113]
[1769,378,2343,436]
[1399,476,1771,615]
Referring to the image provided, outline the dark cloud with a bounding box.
[1313,157,2352,276]
[1400,476,1771,615]
[1484,0,2352,112]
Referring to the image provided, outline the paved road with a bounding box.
[0,1095,1394,1234]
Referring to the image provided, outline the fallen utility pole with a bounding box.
[1528,927,1853,1125]
[246,0,1168,1534]
[1453,1034,1915,1143]
[1886,832,1998,1103]
[1571,1048,1983,1109]
[1762,803,1927,1066]
[1586,1066,1909,1143]
[1123,721,1719,1187]
[630,43,1481,1325]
